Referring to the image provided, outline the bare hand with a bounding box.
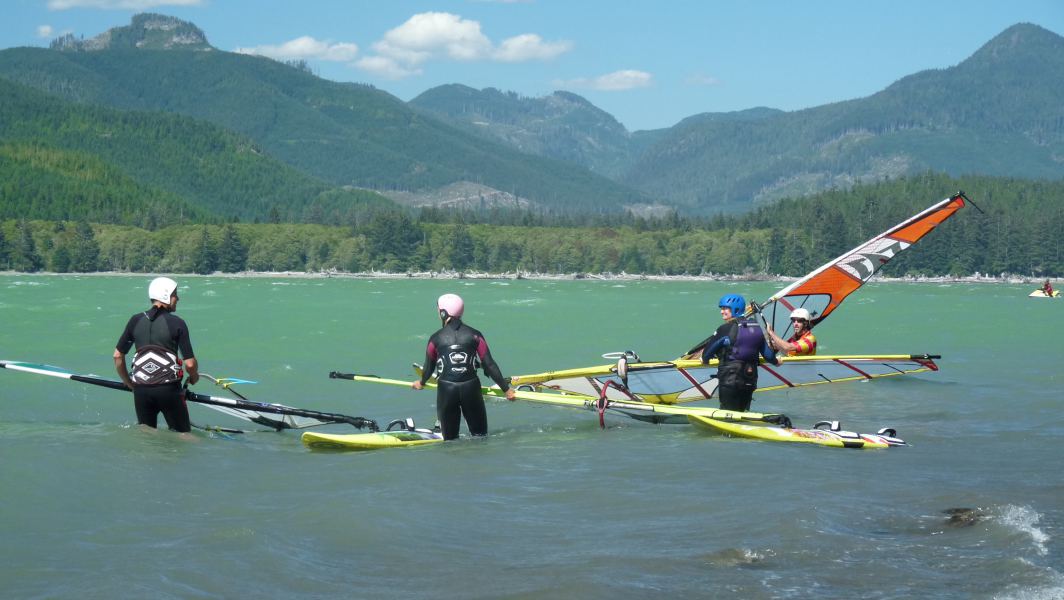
[505,388,516,401]
[412,380,423,390]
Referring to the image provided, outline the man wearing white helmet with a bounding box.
[767,307,817,356]
[113,277,200,432]
[412,293,515,440]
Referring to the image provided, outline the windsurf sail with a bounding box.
[0,360,379,432]
[509,354,939,405]
[686,192,969,357]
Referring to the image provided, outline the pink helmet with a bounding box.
[437,293,464,319]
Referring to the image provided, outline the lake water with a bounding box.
[1,274,1061,599]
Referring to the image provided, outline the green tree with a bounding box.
[447,224,475,270]
[10,221,43,272]
[365,211,422,270]
[70,220,100,272]
[217,223,247,272]
[0,226,8,269]
[191,226,218,274]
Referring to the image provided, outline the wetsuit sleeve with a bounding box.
[176,325,194,359]
[418,339,438,385]
[700,322,733,364]
[760,335,778,363]
[115,314,138,354]
[476,336,510,391]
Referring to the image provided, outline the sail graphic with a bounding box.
[752,192,968,343]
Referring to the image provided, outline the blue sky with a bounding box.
[3,0,1062,131]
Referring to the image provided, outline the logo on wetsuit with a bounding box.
[448,351,470,374]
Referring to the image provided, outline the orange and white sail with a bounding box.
[756,192,968,340]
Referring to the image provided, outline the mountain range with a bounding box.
[414,23,1064,212]
[0,15,1061,221]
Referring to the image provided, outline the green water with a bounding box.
[1,274,1061,599]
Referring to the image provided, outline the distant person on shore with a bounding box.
[1043,279,1054,296]
[114,277,199,433]
[700,293,780,412]
[767,308,818,356]
[412,293,515,440]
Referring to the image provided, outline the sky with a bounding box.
[2,0,1062,131]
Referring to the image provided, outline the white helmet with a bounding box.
[148,277,178,304]
[790,308,812,322]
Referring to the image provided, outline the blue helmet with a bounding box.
[718,293,746,317]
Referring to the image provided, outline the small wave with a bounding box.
[201,290,217,297]
[997,505,1050,556]
[611,284,626,288]
[993,572,1064,600]
[701,547,771,567]
[503,298,541,306]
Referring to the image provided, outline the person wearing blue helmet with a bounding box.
[699,293,779,412]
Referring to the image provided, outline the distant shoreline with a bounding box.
[0,270,1053,285]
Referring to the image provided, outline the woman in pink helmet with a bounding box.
[412,293,515,440]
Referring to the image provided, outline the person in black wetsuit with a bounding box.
[700,293,779,412]
[411,293,515,440]
[114,277,199,432]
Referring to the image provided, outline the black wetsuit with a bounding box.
[418,319,510,440]
[116,307,195,432]
[700,318,777,412]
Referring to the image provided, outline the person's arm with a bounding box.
[476,336,512,395]
[766,327,797,354]
[413,340,438,389]
[114,316,136,389]
[760,337,781,366]
[175,320,198,385]
[183,358,199,386]
[113,349,133,389]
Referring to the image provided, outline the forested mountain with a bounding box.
[413,24,1064,214]
[625,23,1064,212]
[0,15,649,215]
[0,77,393,226]
[410,84,667,179]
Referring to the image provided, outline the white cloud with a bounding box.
[493,34,571,62]
[236,36,358,62]
[36,25,55,38]
[356,11,571,79]
[354,56,421,80]
[685,73,721,86]
[375,12,492,63]
[47,0,202,10]
[554,70,653,91]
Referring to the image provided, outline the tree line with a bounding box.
[1,173,1061,277]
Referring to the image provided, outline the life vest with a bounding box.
[715,318,765,392]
